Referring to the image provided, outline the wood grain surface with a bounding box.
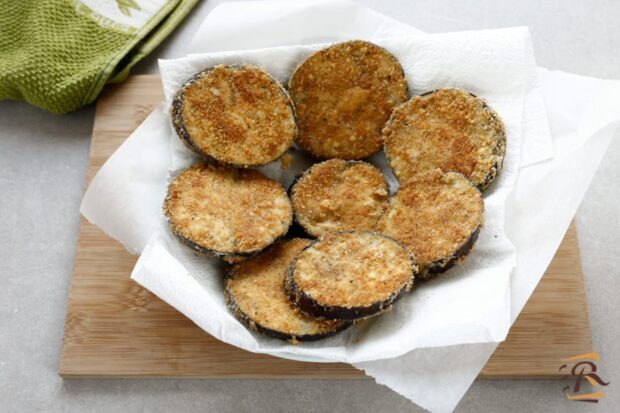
[59,75,592,379]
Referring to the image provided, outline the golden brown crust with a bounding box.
[163,163,292,257]
[290,159,389,237]
[288,232,415,315]
[226,238,349,341]
[383,88,506,190]
[289,40,408,160]
[172,65,296,167]
[376,170,484,276]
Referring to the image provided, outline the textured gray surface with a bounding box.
[0,1,618,412]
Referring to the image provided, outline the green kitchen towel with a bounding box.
[0,0,199,114]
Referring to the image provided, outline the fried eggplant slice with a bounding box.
[383,88,506,190]
[290,159,389,237]
[163,163,292,260]
[376,170,484,279]
[286,231,416,320]
[289,40,408,160]
[172,65,297,167]
[226,238,350,342]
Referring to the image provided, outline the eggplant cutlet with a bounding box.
[376,169,484,279]
[290,159,389,238]
[172,65,297,167]
[383,88,506,190]
[289,40,408,160]
[163,162,292,261]
[226,238,351,342]
[286,231,416,321]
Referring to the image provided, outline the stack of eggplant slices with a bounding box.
[164,40,506,343]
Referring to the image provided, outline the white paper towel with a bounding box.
[78,1,620,412]
[81,104,171,253]
[131,28,535,363]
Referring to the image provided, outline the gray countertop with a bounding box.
[1,1,618,412]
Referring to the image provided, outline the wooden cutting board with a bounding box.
[59,75,592,379]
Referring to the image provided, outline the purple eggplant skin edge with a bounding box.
[163,195,293,261]
[224,275,352,343]
[166,219,292,262]
[162,161,294,261]
[421,225,481,280]
[284,233,416,321]
[386,89,506,192]
[171,64,298,168]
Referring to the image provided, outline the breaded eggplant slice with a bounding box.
[172,65,297,167]
[376,170,484,279]
[226,238,350,342]
[289,40,408,160]
[290,159,389,237]
[163,163,292,260]
[286,231,416,321]
[383,88,506,190]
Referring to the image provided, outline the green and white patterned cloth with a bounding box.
[0,0,198,114]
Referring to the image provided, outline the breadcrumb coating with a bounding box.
[291,159,389,237]
[172,65,296,167]
[290,232,414,310]
[226,238,349,341]
[384,88,505,190]
[163,163,292,257]
[377,170,483,275]
[289,40,408,160]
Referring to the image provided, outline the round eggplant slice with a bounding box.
[376,170,484,279]
[289,40,408,160]
[163,163,292,260]
[290,159,389,238]
[286,231,416,321]
[226,238,350,342]
[171,65,296,167]
[383,88,506,191]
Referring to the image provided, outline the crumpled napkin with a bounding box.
[79,1,620,412]
[132,27,535,363]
